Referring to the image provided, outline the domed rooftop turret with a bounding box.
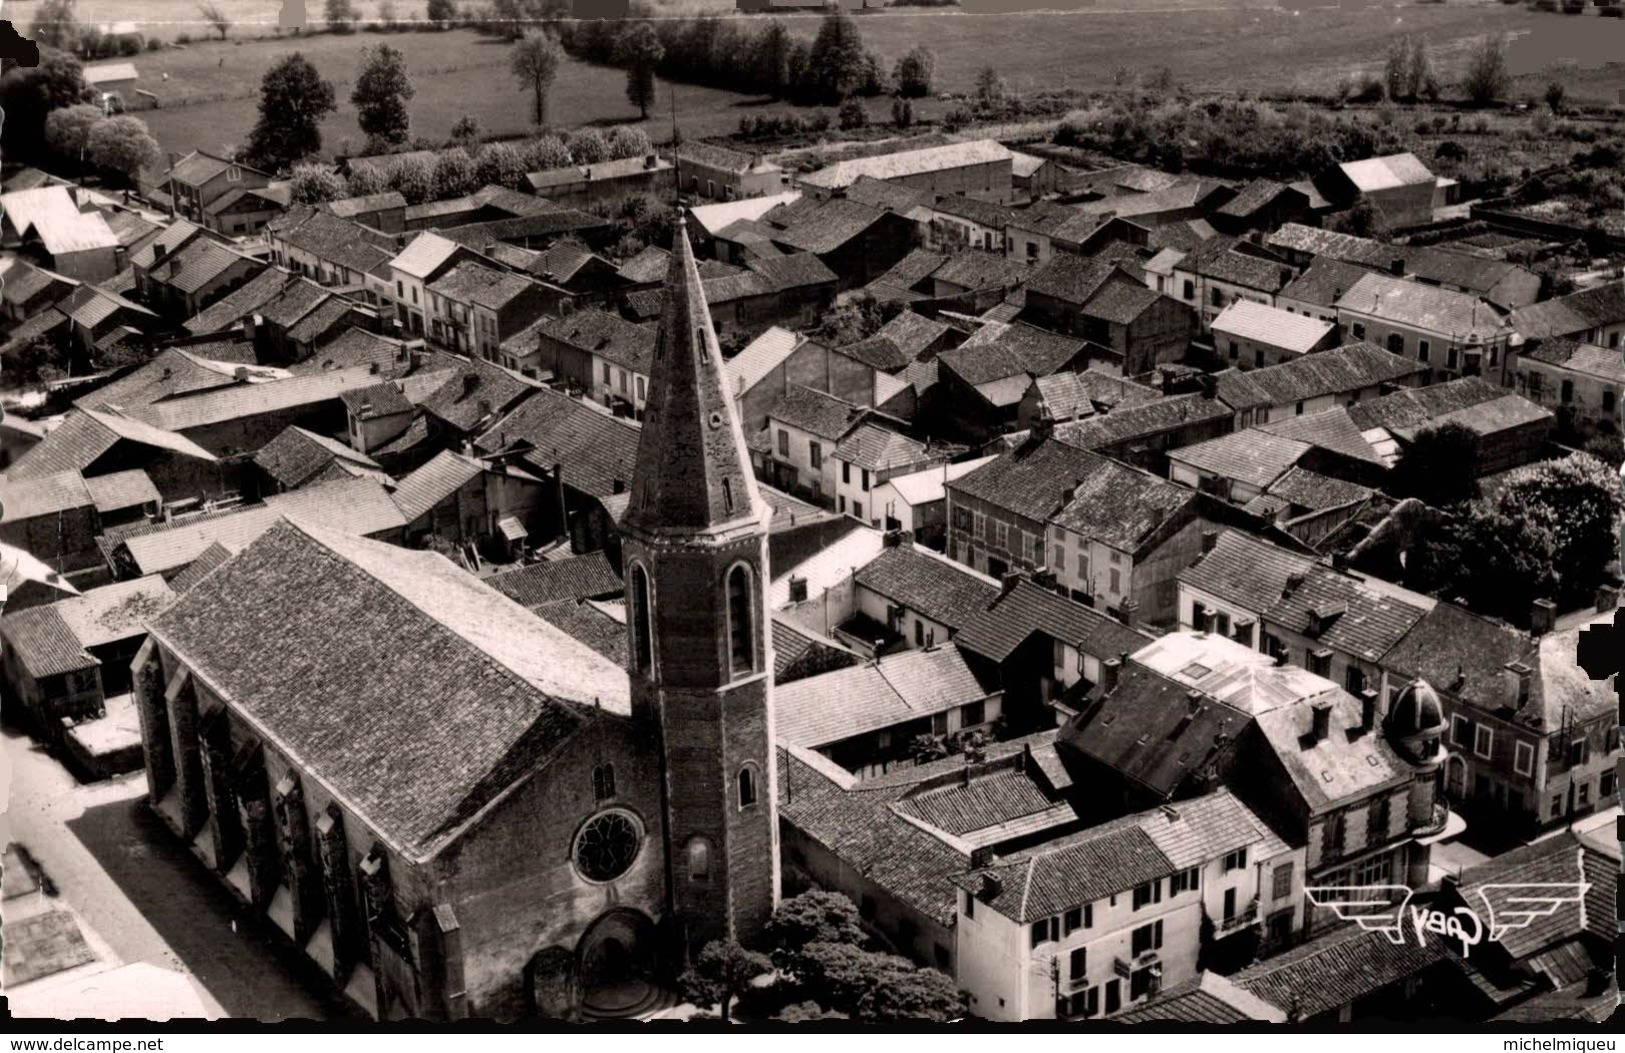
[1386,678,1444,737]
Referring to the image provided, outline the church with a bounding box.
[131,222,781,1021]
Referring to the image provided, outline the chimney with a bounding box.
[1101,655,1124,695]
[970,846,995,870]
[1283,571,1306,599]
[645,153,658,170]
[1032,414,1055,440]
[1505,661,1533,708]
[1033,568,1058,590]
[1530,598,1557,637]
[1119,596,1140,629]
[1389,258,1406,277]
[233,366,250,381]
[462,372,479,396]
[883,528,915,549]
[1186,689,1203,715]
[1360,688,1379,731]
[154,243,168,260]
[1000,571,1023,596]
[1310,701,1332,744]
[1201,529,1218,554]
[1279,268,1293,289]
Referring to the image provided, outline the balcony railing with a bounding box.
[1413,799,1450,838]
[1212,902,1259,936]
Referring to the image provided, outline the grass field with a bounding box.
[56,2,1625,181]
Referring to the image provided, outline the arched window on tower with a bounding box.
[687,838,710,883]
[738,764,758,809]
[727,564,755,678]
[592,763,616,801]
[631,565,653,674]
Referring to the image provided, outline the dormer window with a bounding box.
[227,166,241,182]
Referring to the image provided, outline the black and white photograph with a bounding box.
[0,0,1620,1034]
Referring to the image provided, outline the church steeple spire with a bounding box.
[623,218,767,537]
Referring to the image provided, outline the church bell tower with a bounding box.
[620,219,780,953]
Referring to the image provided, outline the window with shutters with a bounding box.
[1222,848,1248,873]
[1272,862,1293,901]
[810,442,822,469]
[1130,920,1163,956]
[1070,947,1087,981]
[1131,881,1162,910]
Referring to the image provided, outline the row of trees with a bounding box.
[0,48,160,184]
[561,14,906,108]
[288,125,653,206]
[44,105,162,184]
[680,890,962,1023]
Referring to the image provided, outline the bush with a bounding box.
[605,125,653,160]
[389,153,437,204]
[475,141,527,189]
[891,97,914,130]
[838,99,867,131]
[176,32,192,44]
[432,148,479,199]
[450,115,483,143]
[567,128,611,165]
[942,106,970,133]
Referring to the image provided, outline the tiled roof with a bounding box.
[340,381,413,421]
[1254,406,1383,464]
[126,367,379,433]
[765,197,887,254]
[958,822,1173,922]
[1211,300,1333,354]
[0,469,93,521]
[1117,972,1286,1024]
[1255,690,1410,810]
[4,408,216,480]
[1,575,176,679]
[1213,342,1425,411]
[831,421,929,472]
[1085,282,1163,325]
[948,438,1100,524]
[60,284,157,330]
[80,469,159,514]
[391,232,466,280]
[881,455,997,509]
[853,544,999,632]
[486,551,623,607]
[390,450,485,522]
[1263,466,1373,512]
[957,578,1151,665]
[1179,529,1318,615]
[1215,178,1296,219]
[530,598,627,666]
[768,384,865,441]
[869,248,948,295]
[1026,372,1095,423]
[686,191,802,237]
[1279,257,1375,310]
[1233,923,1446,1018]
[894,764,1061,838]
[326,191,407,218]
[254,277,330,330]
[832,334,909,373]
[949,322,1086,384]
[676,140,779,173]
[74,347,245,413]
[930,251,1026,293]
[1267,563,1434,663]
[166,151,236,188]
[932,194,1018,230]
[150,518,622,859]
[1509,281,1625,340]
[614,244,673,285]
[1026,254,1122,306]
[530,307,660,376]
[843,175,932,215]
[1346,375,1506,432]
[474,386,641,498]
[873,311,949,360]
[771,617,863,684]
[2,260,75,306]
[183,266,294,334]
[1130,787,1289,870]
[1524,339,1625,383]
[1187,243,1295,293]
[270,207,397,276]
[525,154,672,191]
[416,358,534,434]
[1339,271,1509,338]
[1170,430,1308,490]
[1057,661,1250,797]
[252,426,382,490]
[800,139,1013,190]
[1050,452,1199,553]
[1053,393,1231,452]
[285,295,363,346]
[261,476,408,536]
[774,645,992,748]
[0,605,93,678]
[155,238,256,296]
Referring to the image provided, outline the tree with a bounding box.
[855,966,963,1023]
[892,46,934,99]
[908,733,948,765]
[427,0,459,27]
[762,890,867,972]
[567,128,610,165]
[289,163,348,203]
[1410,38,1439,101]
[974,65,1006,116]
[87,115,160,185]
[432,149,479,199]
[198,2,230,41]
[378,0,399,30]
[1392,422,1481,507]
[0,48,94,161]
[352,44,415,151]
[247,54,338,172]
[774,1001,848,1023]
[44,103,104,164]
[521,135,571,172]
[1384,35,1411,101]
[4,339,69,388]
[678,940,772,1024]
[1488,453,1623,607]
[511,31,563,127]
[805,13,867,103]
[1545,80,1566,114]
[450,115,483,144]
[475,141,527,188]
[615,23,664,120]
[605,125,652,160]
[1463,33,1511,106]
[892,97,914,130]
[838,98,867,131]
[345,163,391,197]
[325,0,357,32]
[753,20,793,98]
[811,293,902,346]
[389,153,437,204]
[29,0,81,52]
[1332,197,1389,239]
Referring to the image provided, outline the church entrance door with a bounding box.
[576,908,663,1020]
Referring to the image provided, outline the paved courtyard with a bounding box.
[1,725,359,1023]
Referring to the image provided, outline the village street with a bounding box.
[1,725,355,1022]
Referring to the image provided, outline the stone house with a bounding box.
[673,141,785,202]
[163,152,274,229]
[1510,338,1623,446]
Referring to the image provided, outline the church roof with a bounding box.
[149,518,627,861]
[621,220,768,536]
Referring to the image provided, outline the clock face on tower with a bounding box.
[574,810,642,883]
